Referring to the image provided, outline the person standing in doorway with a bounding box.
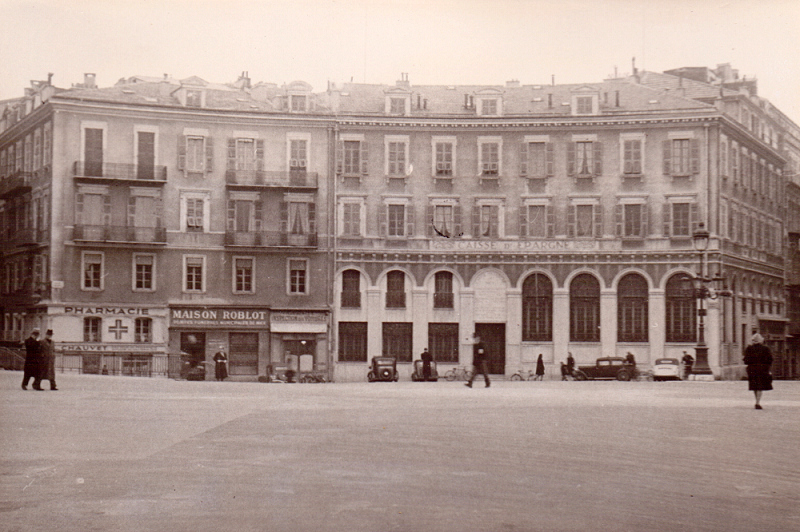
[743,333,773,410]
[465,333,490,388]
[535,354,545,381]
[213,346,228,382]
[681,351,694,380]
[421,348,433,381]
[41,329,58,391]
[21,328,43,390]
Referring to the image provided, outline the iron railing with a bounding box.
[226,169,318,188]
[73,225,167,243]
[224,231,317,247]
[73,161,167,182]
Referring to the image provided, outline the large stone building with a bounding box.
[1,65,797,381]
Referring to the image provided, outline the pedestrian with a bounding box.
[681,351,694,380]
[465,333,490,388]
[421,348,433,381]
[535,353,545,381]
[743,333,773,410]
[41,329,58,391]
[213,346,228,381]
[21,328,43,390]
[560,362,570,381]
[566,352,575,377]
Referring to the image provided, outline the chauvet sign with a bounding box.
[429,240,599,251]
[170,308,269,327]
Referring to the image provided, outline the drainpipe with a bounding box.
[327,122,339,382]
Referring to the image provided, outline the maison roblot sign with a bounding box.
[170,307,269,327]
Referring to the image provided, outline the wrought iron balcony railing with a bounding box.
[73,161,167,182]
[224,231,317,248]
[225,169,318,188]
[0,228,46,249]
[73,225,167,243]
[0,171,33,198]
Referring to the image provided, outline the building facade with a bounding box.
[2,65,797,382]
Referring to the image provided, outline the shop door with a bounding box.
[475,323,506,374]
[180,332,206,366]
[229,332,259,375]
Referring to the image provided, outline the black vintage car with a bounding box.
[367,357,398,382]
[411,359,439,381]
[573,357,635,381]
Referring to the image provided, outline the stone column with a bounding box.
[600,289,617,356]
[552,288,570,362]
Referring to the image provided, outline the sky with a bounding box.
[2,0,799,123]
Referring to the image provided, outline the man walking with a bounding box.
[41,329,58,390]
[465,333,490,388]
[21,328,43,390]
[681,351,694,380]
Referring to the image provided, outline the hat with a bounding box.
[45,329,53,335]
[31,328,40,334]
[751,333,764,344]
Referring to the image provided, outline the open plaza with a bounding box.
[1,370,799,531]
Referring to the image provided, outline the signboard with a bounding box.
[60,342,165,354]
[429,239,599,251]
[64,306,152,315]
[270,311,328,333]
[170,308,269,328]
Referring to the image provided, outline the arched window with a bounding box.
[617,273,648,342]
[386,270,405,308]
[665,273,695,342]
[341,269,361,308]
[570,273,600,342]
[522,273,552,341]
[434,271,454,309]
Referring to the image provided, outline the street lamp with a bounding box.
[691,222,731,379]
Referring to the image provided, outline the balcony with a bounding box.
[433,292,454,309]
[226,169,318,189]
[73,161,167,184]
[73,225,167,244]
[1,228,46,250]
[224,231,317,248]
[0,171,33,199]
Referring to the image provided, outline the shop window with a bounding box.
[665,273,696,342]
[383,322,412,362]
[617,274,648,342]
[386,270,406,308]
[522,273,553,341]
[341,269,361,308]
[428,323,459,363]
[570,274,600,342]
[339,322,367,362]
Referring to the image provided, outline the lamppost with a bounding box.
[691,222,731,379]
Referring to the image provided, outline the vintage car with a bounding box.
[411,359,439,381]
[652,358,682,381]
[573,357,635,381]
[367,357,398,382]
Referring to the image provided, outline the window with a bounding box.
[129,190,162,233]
[520,142,553,178]
[82,252,103,290]
[480,99,498,115]
[33,128,42,171]
[341,269,361,308]
[339,322,367,362]
[663,137,699,177]
[429,323,459,363]
[434,271,454,309]
[186,90,202,107]
[576,96,593,115]
[383,322,412,362]
[340,140,365,176]
[480,142,499,175]
[135,318,152,343]
[133,254,155,291]
[478,204,499,238]
[235,138,256,171]
[283,199,315,240]
[227,197,262,233]
[431,204,456,237]
[570,274,600,342]
[234,257,254,294]
[623,139,642,175]
[290,95,307,112]
[665,273,695,342]
[617,274,648,342]
[184,255,205,292]
[75,188,111,232]
[574,142,594,176]
[387,141,406,176]
[568,203,601,238]
[664,201,695,238]
[522,273,553,341]
[43,121,52,167]
[435,142,453,176]
[617,203,647,238]
[341,201,362,237]
[520,204,553,238]
[84,317,101,342]
[83,127,104,177]
[185,198,205,232]
[388,204,405,237]
[386,270,406,308]
[179,135,213,174]
[288,259,307,294]
[15,140,22,172]
[290,139,307,172]
[390,98,405,115]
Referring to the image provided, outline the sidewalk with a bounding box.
[2,371,799,531]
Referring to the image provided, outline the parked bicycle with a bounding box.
[509,369,538,381]
[444,366,474,381]
[300,372,327,383]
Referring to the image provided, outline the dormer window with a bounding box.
[478,98,500,116]
[186,90,202,107]
[384,92,410,116]
[570,88,599,116]
[576,96,593,114]
[291,95,307,112]
[390,98,405,115]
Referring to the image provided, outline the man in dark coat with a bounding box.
[681,351,695,380]
[465,333,490,388]
[566,352,575,377]
[213,346,228,381]
[21,328,43,390]
[421,348,433,381]
[41,329,58,390]
[743,333,773,410]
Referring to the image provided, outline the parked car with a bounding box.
[652,358,682,381]
[411,359,439,381]
[573,357,634,381]
[367,357,398,382]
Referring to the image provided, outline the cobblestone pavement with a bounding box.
[1,371,799,532]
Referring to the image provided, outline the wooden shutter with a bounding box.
[256,140,265,172]
[663,202,671,237]
[177,136,186,170]
[453,205,462,237]
[254,201,263,231]
[593,142,603,176]
[308,202,316,234]
[546,205,555,238]
[519,142,528,177]
[471,205,480,237]
[567,204,576,237]
[690,139,700,175]
[567,142,575,176]
[227,138,236,171]
[335,140,344,175]
[519,205,528,238]
[360,141,369,175]
[205,137,214,172]
[594,204,603,237]
[426,205,434,237]
[128,196,136,227]
[546,143,554,176]
[615,204,623,237]
[641,203,649,237]
[279,201,288,234]
[103,195,111,225]
[406,205,415,236]
[690,202,699,233]
[662,140,672,176]
[227,200,236,231]
[76,193,84,224]
[378,204,387,236]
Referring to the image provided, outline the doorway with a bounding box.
[475,323,506,374]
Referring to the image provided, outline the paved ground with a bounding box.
[1,371,799,532]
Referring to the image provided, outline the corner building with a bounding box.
[328,71,791,382]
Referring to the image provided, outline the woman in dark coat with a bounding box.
[213,347,228,382]
[743,333,772,410]
[535,354,545,381]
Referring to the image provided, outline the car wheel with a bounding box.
[367,371,375,382]
[616,370,631,381]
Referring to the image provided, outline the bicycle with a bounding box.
[444,366,474,381]
[299,372,327,383]
[510,369,538,381]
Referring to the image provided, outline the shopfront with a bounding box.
[269,310,329,377]
[169,307,270,378]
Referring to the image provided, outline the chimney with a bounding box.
[506,79,520,88]
[47,73,53,85]
[84,73,96,88]
[548,93,553,108]
[396,72,410,88]
[615,90,620,107]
